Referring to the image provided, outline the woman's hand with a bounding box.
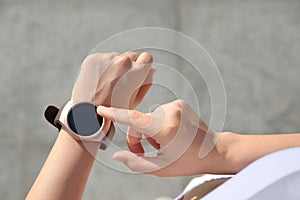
[72,52,156,109]
[97,99,233,177]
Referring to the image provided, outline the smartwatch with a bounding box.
[44,100,115,150]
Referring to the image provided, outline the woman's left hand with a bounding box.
[72,52,156,109]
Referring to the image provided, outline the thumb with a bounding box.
[113,150,162,174]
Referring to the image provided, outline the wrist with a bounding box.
[215,131,244,174]
[57,129,101,158]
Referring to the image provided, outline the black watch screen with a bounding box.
[67,102,103,136]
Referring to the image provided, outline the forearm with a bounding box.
[220,132,300,174]
[26,130,100,200]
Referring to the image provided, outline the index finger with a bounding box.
[97,106,158,136]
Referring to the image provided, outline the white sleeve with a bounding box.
[202,147,300,200]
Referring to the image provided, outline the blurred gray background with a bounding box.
[1,0,300,199]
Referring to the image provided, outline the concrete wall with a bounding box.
[1,0,300,199]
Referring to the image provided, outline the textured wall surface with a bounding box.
[0,0,300,199]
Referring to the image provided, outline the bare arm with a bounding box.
[26,52,155,199]
[97,100,300,176]
[26,130,99,200]
[224,132,300,173]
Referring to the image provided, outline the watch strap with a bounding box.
[44,105,61,129]
[44,104,115,150]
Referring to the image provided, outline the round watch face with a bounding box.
[67,102,103,136]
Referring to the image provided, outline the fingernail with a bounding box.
[97,105,108,113]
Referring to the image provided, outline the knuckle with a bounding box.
[82,53,108,70]
[107,52,119,61]
[126,51,138,56]
[86,53,100,60]
[168,105,182,122]
[141,52,153,62]
[82,52,119,69]
[82,54,100,66]
[175,99,186,106]
[166,123,179,133]
[173,106,182,116]
[128,110,140,121]
[114,56,132,69]
[128,110,150,127]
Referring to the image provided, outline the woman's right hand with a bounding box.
[97,99,233,177]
